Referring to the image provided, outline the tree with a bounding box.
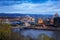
[0,23,11,40]
[37,33,55,40]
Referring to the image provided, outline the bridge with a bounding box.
[11,26,60,31]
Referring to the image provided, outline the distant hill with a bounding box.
[0,13,53,18]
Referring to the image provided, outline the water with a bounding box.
[12,28,56,39]
[21,29,54,39]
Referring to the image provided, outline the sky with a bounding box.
[0,0,60,14]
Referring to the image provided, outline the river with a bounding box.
[12,28,60,40]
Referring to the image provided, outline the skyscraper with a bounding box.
[54,12,60,27]
[54,12,59,17]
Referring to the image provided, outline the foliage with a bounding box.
[0,23,11,40]
[0,23,33,40]
[37,33,55,40]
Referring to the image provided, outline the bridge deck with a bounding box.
[12,26,60,31]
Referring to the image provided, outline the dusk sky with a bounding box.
[0,0,60,14]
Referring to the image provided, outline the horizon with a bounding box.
[0,13,56,15]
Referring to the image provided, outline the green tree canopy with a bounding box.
[37,33,55,40]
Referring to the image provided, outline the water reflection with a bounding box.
[12,28,60,40]
[21,29,54,38]
[12,28,55,38]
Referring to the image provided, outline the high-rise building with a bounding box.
[54,17,60,27]
[50,18,54,25]
[53,12,60,27]
[54,12,59,17]
[38,18,44,25]
[45,18,50,25]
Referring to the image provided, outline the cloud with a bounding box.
[0,0,60,14]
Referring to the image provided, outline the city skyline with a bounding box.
[0,0,60,15]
